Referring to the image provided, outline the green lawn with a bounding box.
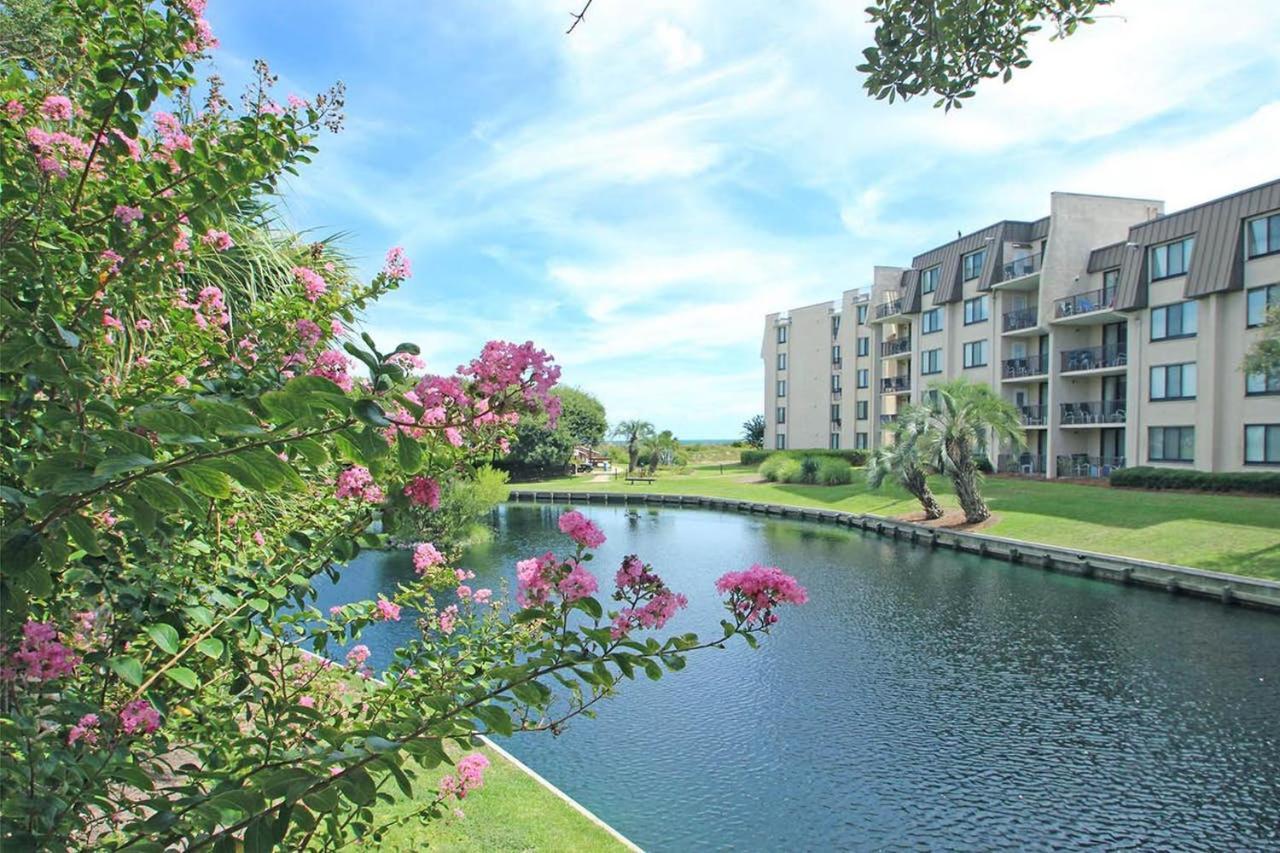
[526,464,1280,580]
[372,745,630,852]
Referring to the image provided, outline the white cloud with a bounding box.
[654,21,705,72]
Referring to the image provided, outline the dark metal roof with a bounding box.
[1088,240,1126,273]
[899,268,921,313]
[1114,179,1280,310]
[908,219,1045,304]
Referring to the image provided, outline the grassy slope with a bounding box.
[373,746,629,852]
[527,465,1280,580]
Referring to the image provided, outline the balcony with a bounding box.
[832,357,843,369]
[1060,344,1127,374]
[874,299,904,321]
[997,453,1046,476]
[1001,252,1042,282]
[1053,287,1121,324]
[1060,399,1126,427]
[1001,353,1050,380]
[1002,306,1039,333]
[1056,454,1126,479]
[879,414,897,426]
[831,389,843,401]
[1017,404,1049,427]
[881,336,912,358]
[880,376,911,394]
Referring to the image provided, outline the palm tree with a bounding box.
[866,406,944,520]
[919,380,1024,524]
[640,430,679,475]
[612,419,654,473]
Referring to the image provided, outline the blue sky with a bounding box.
[205,0,1280,438]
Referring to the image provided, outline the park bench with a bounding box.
[625,477,656,485]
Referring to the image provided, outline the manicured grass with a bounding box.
[372,745,630,852]
[528,464,1280,580]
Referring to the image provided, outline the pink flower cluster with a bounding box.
[346,644,371,668]
[714,564,808,627]
[120,699,161,735]
[557,510,605,549]
[403,475,441,510]
[459,341,561,420]
[335,466,383,503]
[6,99,26,120]
[201,228,234,252]
[176,285,230,330]
[383,246,412,279]
[25,127,92,177]
[610,556,688,639]
[375,599,402,622]
[183,16,220,54]
[67,713,100,746]
[515,552,559,608]
[292,266,327,302]
[41,95,73,121]
[557,561,599,602]
[437,604,460,635]
[308,350,354,392]
[412,542,445,574]
[113,204,143,225]
[295,318,323,347]
[439,752,489,799]
[1,621,80,682]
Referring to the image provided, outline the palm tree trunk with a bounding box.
[627,438,638,473]
[951,469,989,523]
[905,469,944,520]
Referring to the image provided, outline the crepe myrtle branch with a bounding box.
[566,0,594,34]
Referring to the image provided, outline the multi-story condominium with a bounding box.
[761,180,1280,477]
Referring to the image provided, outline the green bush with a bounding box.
[758,455,787,482]
[773,458,804,484]
[798,456,821,484]
[816,457,854,485]
[741,448,868,467]
[1110,466,1280,495]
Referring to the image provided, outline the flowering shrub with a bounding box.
[0,1,807,848]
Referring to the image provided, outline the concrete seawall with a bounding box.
[507,490,1280,613]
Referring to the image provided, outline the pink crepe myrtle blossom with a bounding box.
[473,588,493,605]
[252,531,265,546]
[295,318,323,347]
[403,475,441,510]
[298,695,315,708]
[439,753,489,800]
[459,341,561,421]
[308,350,354,392]
[258,100,284,116]
[715,564,808,628]
[5,99,25,120]
[515,552,558,608]
[102,310,124,332]
[2,621,81,682]
[375,599,402,622]
[412,542,445,574]
[120,699,161,735]
[609,555,689,639]
[557,511,605,549]
[109,127,142,160]
[25,127,92,177]
[456,585,472,600]
[437,605,459,635]
[41,95,73,121]
[173,375,190,388]
[200,228,234,252]
[172,229,191,253]
[455,568,475,582]
[292,266,327,302]
[383,247,412,279]
[557,561,599,603]
[335,466,382,503]
[67,714,101,746]
[134,318,152,331]
[100,249,124,273]
[113,204,143,225]
[345,645,370,668]
[183,17,219,53]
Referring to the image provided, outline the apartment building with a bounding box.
[761,180,1280,477]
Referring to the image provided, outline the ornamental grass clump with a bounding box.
[0,3,808,848]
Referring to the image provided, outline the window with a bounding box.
[1246,213,1280,258]
[832,345,842,365]
[963,295,989,325]
[962,249,986,281]
[1102,268,1119,303]
[776,324,788,344]
[962,340,988,368]
[1248,284,1278,327]
[776,380,786,397]
[923,389,940,408]
[829,433,840,450]
[1247,369,1280,395]
[1151,301,1198,340]
[921,265,941,294]
[922,308,942,334]
[831,374,842,392]
[775,433,786,450]
[1149,237,1194,281]
[830,404,841,423]
[1148,426,1194,462]
[1245,424,1280,464]
[857,336,869,357]
[921,348,942,375]
[775,406,786,424]
[831,314,841,338]
[1150,363,1197,400]
[856,401,868,420]
[776,352,786,371]
[856,304,868,324]
[856,369,869,389]
[855,432,868,450]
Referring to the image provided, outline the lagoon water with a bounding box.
[316,503,1280,851]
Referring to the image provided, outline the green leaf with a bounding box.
[643,659,663,681]
[395,432,423,474]
[94,453,155,478]
[109,655,144,686]
[392,342,420,356]
[146,623,181,655]
[1,528,41,572]
[474,704,513,736]
[62,514,103,556]
[353,399,390,427]
[196,637,225,659]
[99,429,154,457]
[164,667,199,690]
[132,475,199,513]
[190,398,264,436]
[290,437,329,467]
[121,493,157,535]
[177,464,233,499]
[134,408,206,444]
[402,737,448,768]
[283,375,347,397]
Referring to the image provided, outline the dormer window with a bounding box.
[1149,237,1194,281]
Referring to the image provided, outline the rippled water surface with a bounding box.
[318,504,1280,851]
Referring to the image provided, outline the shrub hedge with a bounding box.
[816,457,854,485]
[741,448,869,467]
[1110,466,1280,495]
[758,455,856,485]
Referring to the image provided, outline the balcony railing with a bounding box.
[997,453,1047,476]
[1001,252,1042,281]
[880,376,911,394]
[1018,404,1049,427]
[1002,306,1038,332]
[1060,400,1126,425]
[1054,287,1118,319]
[875,299,903,320]
[832,357,843,369]
[881,336,912,357]
[1060,344,1127,373]
[1001,353,1050,379]
[879,414,897,426]
[1056,455,1126,479]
